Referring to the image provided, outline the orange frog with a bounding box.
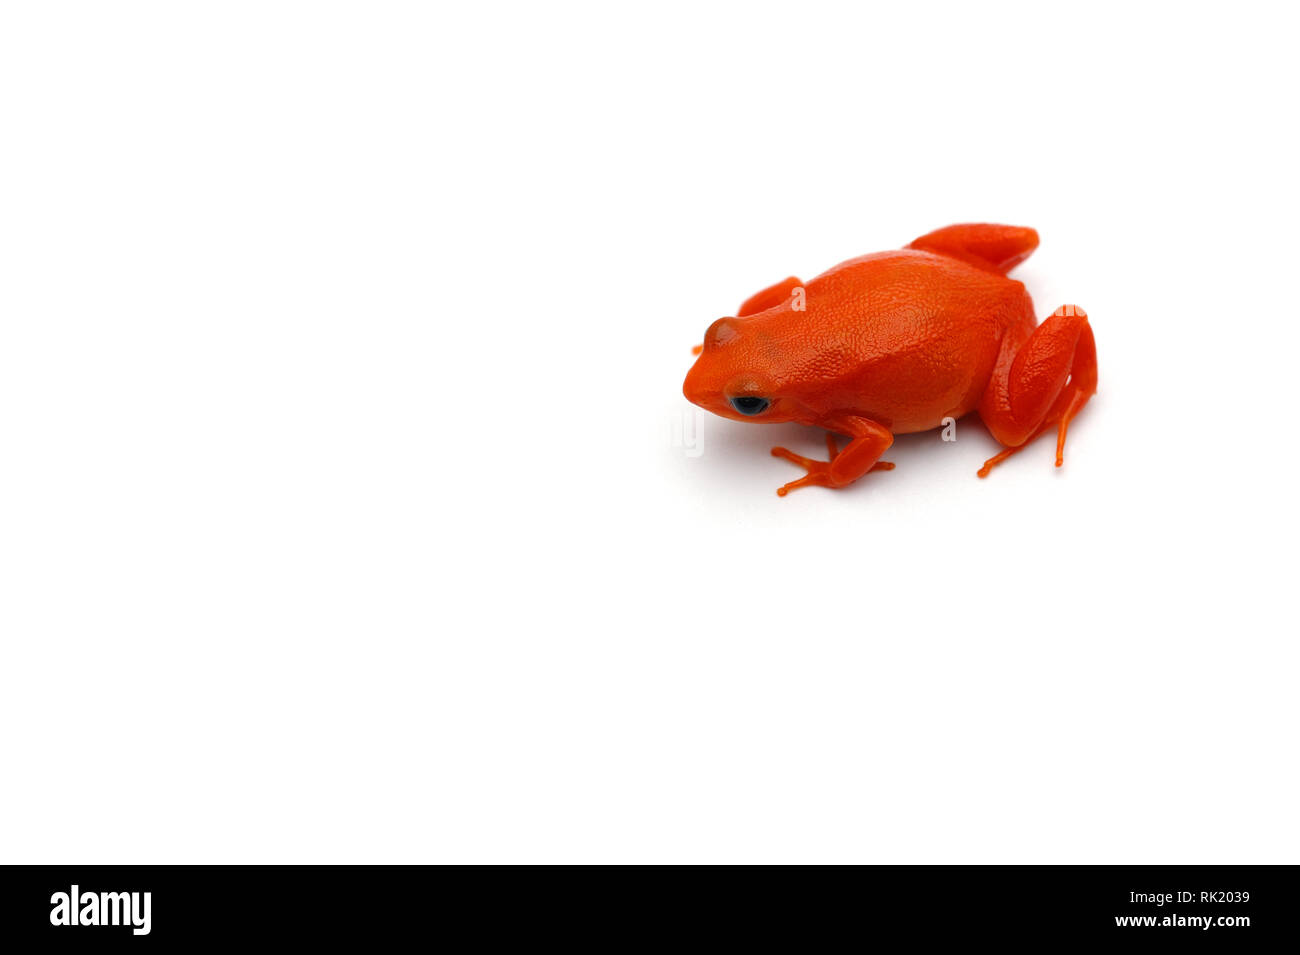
[682,223,1097,496]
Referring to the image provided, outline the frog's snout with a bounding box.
[682,357,702,405]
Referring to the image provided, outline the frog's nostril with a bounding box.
[704,317,739,350]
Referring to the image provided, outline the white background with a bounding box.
[2,2,1297,863]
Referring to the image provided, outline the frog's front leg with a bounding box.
[770,415,894,497]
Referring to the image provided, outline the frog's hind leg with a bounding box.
[738,276,803,317]
[977,305,1097,477]
[907,223,1039,275]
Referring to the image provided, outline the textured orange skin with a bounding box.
[682,224,1097,495]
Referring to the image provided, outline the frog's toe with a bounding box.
[770,442,894,495]
[770,445,821,469]
[776,473,822,497]
[770,445,835,496]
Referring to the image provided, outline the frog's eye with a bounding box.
[729,396,770,416]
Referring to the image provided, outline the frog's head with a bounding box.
[682,317,792,423]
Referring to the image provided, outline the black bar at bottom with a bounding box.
[0,865,1293,945]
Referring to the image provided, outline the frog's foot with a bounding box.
[771,433,894,497]
[977,422,1049,477]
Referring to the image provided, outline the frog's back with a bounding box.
[761,249,1031,432]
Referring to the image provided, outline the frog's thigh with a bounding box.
[737,276,803,317]
[977,306,1097,475]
